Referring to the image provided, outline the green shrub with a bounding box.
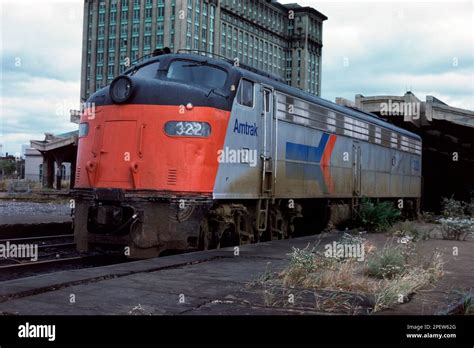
[438,217,474,241]
[419,211,436,223]
[287,245,316,272]
[389,221,429,242]
[442,197,467,218]
[366,245,406,279]
[358,198,401,233]
[461,293,473,315]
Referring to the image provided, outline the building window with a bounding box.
[221,23,226,56]
[109,24,116,37]
[156,33,164,48]
[131,50,139,61]
[157,21,164,32]
[232,27,237,59]
[157,5,164,18]
[132,23,140,35]
[145,22,151,34]
[226,25,232,57]
[108,64,115,78]
[144,35,151,49]
[133,9,140,21]
[132,36,139,48]
[121,23,128,37]
[209,4,215,53]
[145,8,152,20]
[121,8,128,23]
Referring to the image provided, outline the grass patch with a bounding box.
[280,244,375,293]
[388,221,429,242]
[357,198,401,233]
[366,245,405,279]
[459,291,474,315]
[254,236,444,314]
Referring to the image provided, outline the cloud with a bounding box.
[0,0,83,155]
[281,0,474,109]
[0,1,83,82]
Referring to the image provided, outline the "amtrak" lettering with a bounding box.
[233,119,258,136]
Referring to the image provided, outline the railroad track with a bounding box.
[0,234,78,271]
[0,233,129,281]
[0,255,83,270]
[0,234,75,247]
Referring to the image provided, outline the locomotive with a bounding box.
[72,50,422,258]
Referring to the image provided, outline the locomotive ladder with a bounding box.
[257,84,275,233]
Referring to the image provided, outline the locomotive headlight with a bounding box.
[110,75,134,103]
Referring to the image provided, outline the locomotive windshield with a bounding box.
[129,61,160,78]
[167,60,227,89]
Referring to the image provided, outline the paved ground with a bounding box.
[0,230,472,315]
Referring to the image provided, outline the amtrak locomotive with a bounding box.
[72,51,422,258]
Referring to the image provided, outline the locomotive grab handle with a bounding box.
[91,125,101,157]
[138,124,146,158]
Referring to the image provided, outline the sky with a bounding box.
[0,0,473,156]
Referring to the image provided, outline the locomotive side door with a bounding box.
[260,85,274,196]
[352,142,362,196]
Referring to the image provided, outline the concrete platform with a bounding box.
[0,231,472,315]
[0,234,339,315]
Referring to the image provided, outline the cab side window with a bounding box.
[237,79,254,108]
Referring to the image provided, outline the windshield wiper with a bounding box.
[182,60,209,68]
[206,88,229,99]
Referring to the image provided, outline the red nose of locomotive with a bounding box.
[75,68,231,194]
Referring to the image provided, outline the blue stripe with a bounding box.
[285,133,329,163]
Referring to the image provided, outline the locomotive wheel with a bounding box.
[262,206,288,241]
[235,212,254,245]
[197,219,211,250]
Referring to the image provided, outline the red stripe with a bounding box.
[321,134,337,193]
[321,134,337,167]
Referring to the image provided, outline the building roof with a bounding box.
[30,131,78,152]
[354,92,474,128]
[283,3,328,20]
